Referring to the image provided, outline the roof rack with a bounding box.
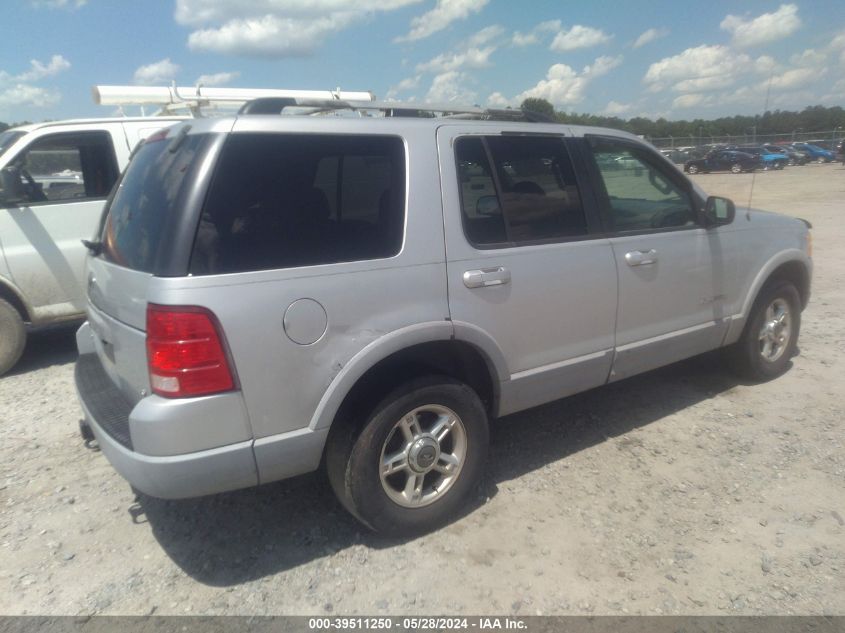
[92,85,376,117]
[237,97,557,123]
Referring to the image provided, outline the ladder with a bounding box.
[92,85,376,117]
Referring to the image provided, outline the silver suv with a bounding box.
[74,104,812,535]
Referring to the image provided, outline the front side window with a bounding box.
[190,134,405,275]
[455,135,587,247]
[4,132,118,205]
[589,138,697,232]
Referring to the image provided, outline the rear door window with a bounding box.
[189,134,406,275]
[455,135,587,248]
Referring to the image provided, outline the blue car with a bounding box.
[790,143,835,163]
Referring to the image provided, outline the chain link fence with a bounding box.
[649,129,843,149]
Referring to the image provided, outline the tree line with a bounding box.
[520,98,845,139]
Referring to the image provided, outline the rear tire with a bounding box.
[687,164,699,174]
[326,376,489,536]
[0,298,26,376]
[730,163,742,174]
[728,281,801,381]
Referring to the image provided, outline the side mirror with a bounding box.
[0,165,24,205]
[476,195,501,216]
[703,195,735,227]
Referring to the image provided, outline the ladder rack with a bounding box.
[92,85,376,117]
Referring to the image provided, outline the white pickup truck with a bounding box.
[0,117,185,374]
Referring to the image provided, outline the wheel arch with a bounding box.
[0,276,31,323]
[727,250,811,344]
[310,321,508,435]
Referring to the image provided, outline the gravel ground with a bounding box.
[1,163,844,616]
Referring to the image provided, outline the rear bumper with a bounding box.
[74,330,330,498]
[75,349,259,499]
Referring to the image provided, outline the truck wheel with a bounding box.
[729,281,801,381]
[0,298,26,376]
[326,376,489,536]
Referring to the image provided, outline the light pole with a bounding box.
[792,127,803,142]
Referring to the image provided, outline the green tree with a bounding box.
[520,98,555,119]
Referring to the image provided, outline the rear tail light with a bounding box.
[146,304,236,398]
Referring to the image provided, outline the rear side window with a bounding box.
[190,134,405,275]
[455,135,586,248]
[102,129,211,272]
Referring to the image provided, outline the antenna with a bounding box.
[745,74,774,219]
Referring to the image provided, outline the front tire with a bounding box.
[729,281,801,381]
[0,298,26,376]
[687,164,699,174]
[326,376,489,536]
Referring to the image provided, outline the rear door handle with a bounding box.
[625,249,658,266]
[463,267,511,288]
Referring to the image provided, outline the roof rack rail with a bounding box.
[236,97,558,123]
[92,85,375,117]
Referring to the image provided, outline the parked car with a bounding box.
[789,143,835,163]
[684,149,758,174]
[761,144,808,166]
[74,102,812,536]
[0,116,185,375]
[731,145,788,170]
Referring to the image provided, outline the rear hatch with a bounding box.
[83,121,228,405]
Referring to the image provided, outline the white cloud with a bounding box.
[644,45,766,93]
[467,24,504,46]
[672,93,710,109]
[133,58,181,85]
[602,100,632,116]
[176,0,421,56]
[550,25,612,52]
[788,49,826,67]
[0,84,60,109]
[511,19,560,47]
[584,55,623,78]
[487,91,512,107]
[0,55,71,114]
[767,67,824,90]
[425,71,477,103]
[720,4,801,48]
[416,25,503,74]
[18,55,71,82]
[196,71,240,86]
[633,28,668,49]
[386,75,421,99]
[417,46,496,73]
[396,0,489,43]
[514,55,621,107]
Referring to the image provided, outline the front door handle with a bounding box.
[625,249,658,266]
[463,266,511,289]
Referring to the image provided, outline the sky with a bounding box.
[1,0,844,123]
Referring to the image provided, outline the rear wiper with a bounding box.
[82,239,103,255]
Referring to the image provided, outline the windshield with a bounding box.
[0,130,25,160]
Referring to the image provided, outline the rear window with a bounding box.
[101,129,211,272]
[189,133,405,275]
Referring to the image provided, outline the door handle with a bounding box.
[463,267,511,289]
[625,249,658,266]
